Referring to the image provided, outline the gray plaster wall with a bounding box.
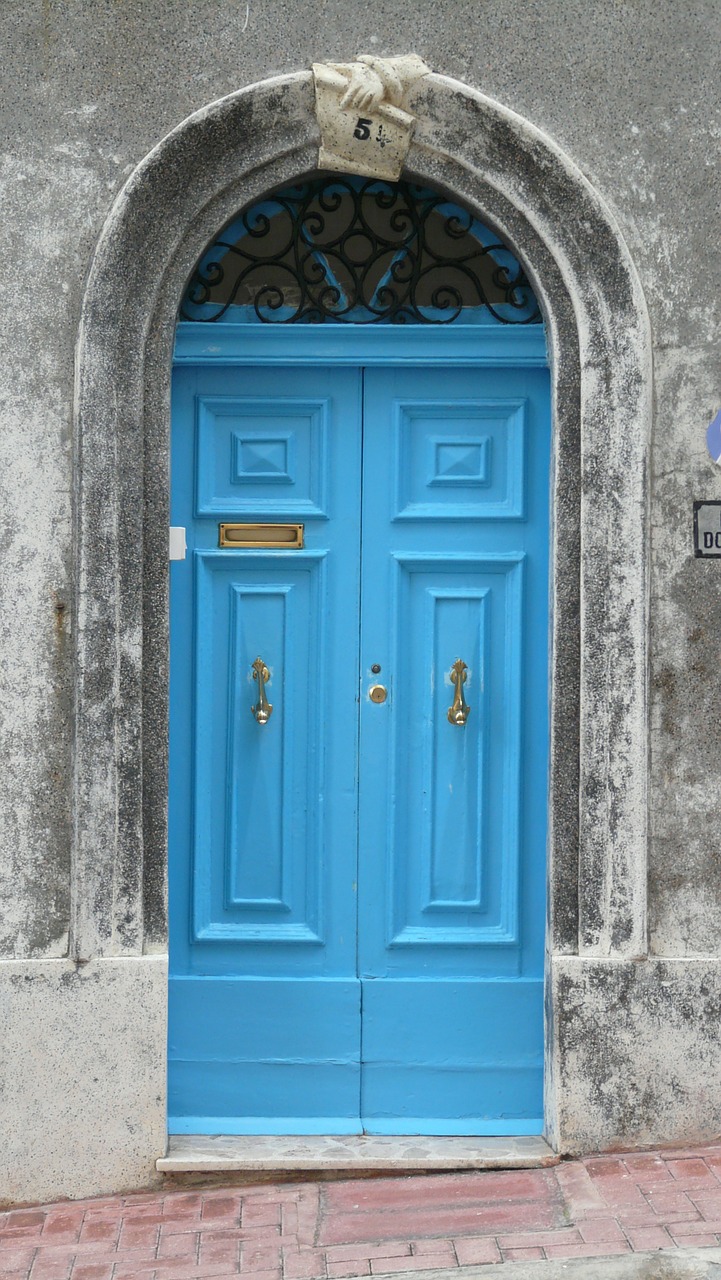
[1,0,720,1201]
[0,957,167,1205]
[550,958,721,1154]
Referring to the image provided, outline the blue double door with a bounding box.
[169,351,550,1135]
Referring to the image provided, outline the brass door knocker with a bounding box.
[447,659,470,726]
[250,657,273,725]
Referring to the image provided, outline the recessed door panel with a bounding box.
[192,550,327,944]
[394,398,526,519]
[384,553,524,950]
[196,395,330,516]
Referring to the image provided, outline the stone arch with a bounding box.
[73,70,650,1145]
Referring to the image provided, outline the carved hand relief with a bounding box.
[312,54,430,180]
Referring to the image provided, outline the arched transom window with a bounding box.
[180,175,541,326]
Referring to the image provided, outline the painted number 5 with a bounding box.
[353,118,372,141]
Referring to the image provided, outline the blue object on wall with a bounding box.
[707,408,721,464]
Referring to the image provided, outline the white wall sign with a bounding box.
[693,501,721,557]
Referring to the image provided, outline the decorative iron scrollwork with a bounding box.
[180,177,541,326]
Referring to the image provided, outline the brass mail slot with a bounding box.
[219,522,304,549]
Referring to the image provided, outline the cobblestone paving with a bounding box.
[5,1147,721,1279]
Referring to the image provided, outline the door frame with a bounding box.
[73,70,651,1155]
[173,322,549,365]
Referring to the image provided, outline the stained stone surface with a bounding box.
[158,1134,557,1173]
[550,957,721,1154]
[0,957,167,1205]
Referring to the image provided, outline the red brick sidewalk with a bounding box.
[4,1147,721,1280]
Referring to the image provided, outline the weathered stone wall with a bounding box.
[1,0,719,1202]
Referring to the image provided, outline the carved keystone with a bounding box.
[312,54,430,180]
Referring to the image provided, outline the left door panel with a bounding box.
[169,364,363,1134]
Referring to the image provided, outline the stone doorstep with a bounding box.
[371,1250,721,1280]
[156,1134,558,1174]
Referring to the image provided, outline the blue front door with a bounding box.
[169,338,549,1135]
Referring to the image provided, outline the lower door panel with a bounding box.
[168,976,362,1134]
[360,978,544,1134]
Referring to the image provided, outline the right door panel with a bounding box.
[358,365,550,1134]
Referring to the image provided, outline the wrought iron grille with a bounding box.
[180,176,541,325]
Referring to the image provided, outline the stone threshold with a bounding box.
[157,1134,557,1175]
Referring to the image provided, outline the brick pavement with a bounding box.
[4,1146,721,1280]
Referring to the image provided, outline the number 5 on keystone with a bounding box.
[353,118,371,140]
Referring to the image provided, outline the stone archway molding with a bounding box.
[73,69,651,1149]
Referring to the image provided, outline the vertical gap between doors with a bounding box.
[357,364,366,1132]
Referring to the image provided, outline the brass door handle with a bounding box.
[447,659,470,726]
[251,657,273,725]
